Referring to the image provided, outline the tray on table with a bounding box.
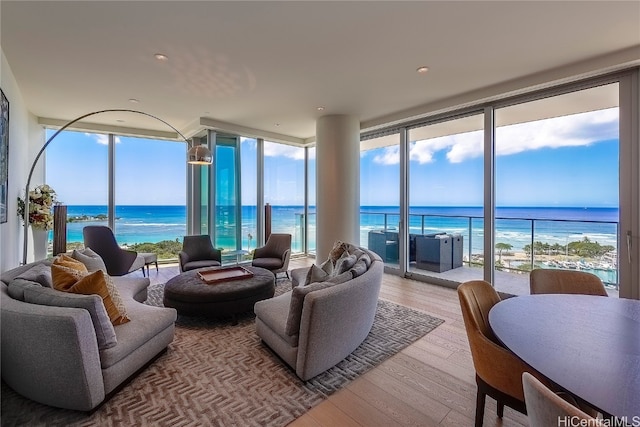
[197,266,254,284]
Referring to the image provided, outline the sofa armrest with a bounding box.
[1,295,105,411]
[178,251,189,272]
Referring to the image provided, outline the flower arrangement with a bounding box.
[17,184,58,230]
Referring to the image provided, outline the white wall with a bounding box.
[0,49,44,272]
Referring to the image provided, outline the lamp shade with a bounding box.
[187,145,213,165]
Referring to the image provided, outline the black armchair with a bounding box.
[251,233,291,278]
[83,225,145,276]
[179,235,222,272]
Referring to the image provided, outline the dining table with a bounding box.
[488,294,640,422]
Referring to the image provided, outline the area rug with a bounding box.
[1,281,443,427]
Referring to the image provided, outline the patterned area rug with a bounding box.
[1,280,443,427]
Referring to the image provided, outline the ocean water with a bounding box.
[62,205,618,254]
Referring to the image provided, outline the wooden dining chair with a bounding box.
[523,372,602,427]
[529,269,607,296]
[458,280,553,427]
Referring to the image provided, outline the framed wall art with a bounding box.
[0,89,9,224]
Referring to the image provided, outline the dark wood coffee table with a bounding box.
[163,265,275,324]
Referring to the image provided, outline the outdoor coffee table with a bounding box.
[163,265,275,324]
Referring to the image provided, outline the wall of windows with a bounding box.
[408,114,484,282]
[46,130,187,260]
[360,133,400,266]
[358,72,633,297]
[494,83,619,295]
[45,129,109,252]
[264,141,305,254]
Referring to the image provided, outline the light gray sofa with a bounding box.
[254,244,383,381]
[1,260,177,411]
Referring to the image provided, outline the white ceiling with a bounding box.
[2,1,639,144]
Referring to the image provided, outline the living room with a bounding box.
[1,1,639,426]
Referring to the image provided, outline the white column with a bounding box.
[315,115,360,260]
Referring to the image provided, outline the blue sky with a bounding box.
[46,107,619,208]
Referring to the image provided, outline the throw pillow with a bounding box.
[103,273,129,323]
[53,254,88,273]
[7,278,42,301]
[326,270,354,284]
[304,264,329,286]
[63,269,130,325]
[23,285,118,350]
[285,281,331,336]
[328,241,350,263]
[52,264,89,291]
[16,264,53,288]
[350,258,368,278]
[72,248,107,273]
[319,258,334,276]
[334,252,357,275]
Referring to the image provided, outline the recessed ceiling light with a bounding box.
[317,106,325,111]
[128,98,140,104]
[274,123,280,127]
[154,53,169,61]
[416,66,430,74]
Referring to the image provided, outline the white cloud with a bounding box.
[264,142,305,160]
[380,107,618,165]
[86,133,120,145]
[373,146,400,165]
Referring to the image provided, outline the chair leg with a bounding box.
[141,266,146,277]
[475,389,486,427]
[497,401,504,418]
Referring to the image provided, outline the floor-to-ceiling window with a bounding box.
[264,141,305,254]
[45,130,108,253]
[408,114,484,282]
[494,83,620,295]
[360,133,400,267]
[241,137,258,259]
[307,146,316,254]
[46,129,189,261]
[114,136,187,259]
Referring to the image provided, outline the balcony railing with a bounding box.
[296,211,619,289]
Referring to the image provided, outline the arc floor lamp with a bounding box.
[22,108,212,265]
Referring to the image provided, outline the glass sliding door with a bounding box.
[241,137,257,260]
[408,114,484,282]
[360,133,400,268]
[214,135,241,262]
[494,83,620,295]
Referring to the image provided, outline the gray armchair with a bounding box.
[83,226,145,276]
[179,235,222,272]
[251,233,291,278]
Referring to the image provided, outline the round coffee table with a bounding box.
[163,265,275,324]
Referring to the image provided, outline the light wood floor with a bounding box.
[147,258,529,427]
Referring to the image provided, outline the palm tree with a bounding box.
[495,242,513,263]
